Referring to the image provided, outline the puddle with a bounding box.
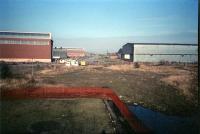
[128,105,198,134]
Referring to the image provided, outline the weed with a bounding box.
[0,63,12,79]
[134,62,140,68]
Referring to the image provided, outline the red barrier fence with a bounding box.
[1,87,152,134]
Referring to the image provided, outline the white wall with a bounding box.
[134,44,198,63]
[124,54,130,59]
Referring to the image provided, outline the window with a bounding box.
[0,32,50,39]
[0,39,49,45]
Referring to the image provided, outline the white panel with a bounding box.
[134,45,197,55]
[134,55,198,63]
[124,54,130,59]
[0,40,49,45]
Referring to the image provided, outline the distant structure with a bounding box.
[53,47,67,61]
[52,47,86,62]
[107,52,118,59]
[0,31,53,62]
[118,43,198,63]
[66,48,85,58]
[117,48,123,59]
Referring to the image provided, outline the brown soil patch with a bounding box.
[106,64,133,71]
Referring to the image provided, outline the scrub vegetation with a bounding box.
[0,58,197,116]
[1,99,114,134]
[0,55,198,134]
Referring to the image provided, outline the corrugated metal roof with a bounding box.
[118,48,122,54]
[122,43,133,54]
[120,43,197,55]
[0,31,51,39]
[128,43,197,46]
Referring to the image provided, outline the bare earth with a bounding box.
[1,98,114,134]
[0,61,198,116]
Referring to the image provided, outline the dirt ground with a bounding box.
[1,98,114,134]
[0,60,198,116]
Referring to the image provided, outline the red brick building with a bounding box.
[66,48,85,58]
[0,31,53,62]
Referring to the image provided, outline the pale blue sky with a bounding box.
[0,0,198,53]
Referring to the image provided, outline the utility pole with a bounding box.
[32,58,34,78]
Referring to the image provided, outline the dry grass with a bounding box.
[1,63,198,116]
[1,98,114,134]
[0,78,30,89]
[104,63,197,101]
[106,64,133,71]
[138,64,182,73]
[37,65,86,76]
[138,64,198,100]
[161,75,197,99]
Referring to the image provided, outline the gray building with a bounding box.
[118,43,198,63]
[53,47,67,60]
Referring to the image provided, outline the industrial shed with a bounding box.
[66,48,85,58]
[119,43,198,63]
[0,31,53,62]
[53,47,85,60]
[53,47,67,60]
[120,43,133,61]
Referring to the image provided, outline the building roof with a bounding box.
[122,43,133,54]
[0,31,52,39]
[117,48,122,54]
[126,43,197,46]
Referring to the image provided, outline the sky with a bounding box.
[0,0,198,53]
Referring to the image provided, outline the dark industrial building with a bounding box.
[52,47,68,62]
[53,47,85,60]
[0,31,53,62]
[118,43,198,63]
